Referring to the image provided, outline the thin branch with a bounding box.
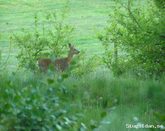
[0,36,12,71]
[121,0,142,30]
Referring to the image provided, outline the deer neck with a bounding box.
[66,52,73,64]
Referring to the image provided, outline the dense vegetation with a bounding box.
[0,0,164,130]
[98,0,165,77]
[0,70,165,130]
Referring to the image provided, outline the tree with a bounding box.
[98,0,165,77]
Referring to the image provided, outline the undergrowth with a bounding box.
[0,70,165,130]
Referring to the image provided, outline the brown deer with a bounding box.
[38,43,80,72]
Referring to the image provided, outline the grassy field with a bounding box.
[0,0,113,68]
[0,0,165,131]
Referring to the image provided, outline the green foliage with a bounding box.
[13,25,45,70]
[45,11,74,56]
[0,72,77,131]
[0,69,165,130]
[64,70,165,129]
[154,0,165,9]
[69,51,102,77]
[0,50,1,66]
[13,10,73,71]
[0,34,11,71]
[98,0,165,77]
[0,34,2,66]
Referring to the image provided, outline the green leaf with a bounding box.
[56,124,62,130]
[62,73,69,79]
[101,111,107,118]
[154,112,165,121]
[80,123,87,131]
[47,78,54,84]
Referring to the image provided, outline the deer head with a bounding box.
[68,43,80,55]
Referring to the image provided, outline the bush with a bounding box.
[69,51,102,77]
[0,72,77,131]
[13,10,73,71]
[154,0,165,9]
[98,0,165,77]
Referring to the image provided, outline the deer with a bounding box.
[38,43,80,72]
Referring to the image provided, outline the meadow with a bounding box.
[0,0,165,131]
[0,0,110,66]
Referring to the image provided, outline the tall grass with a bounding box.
[0,69,164,130]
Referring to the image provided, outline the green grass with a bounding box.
[0,0,112,69]
[0,70,164,130]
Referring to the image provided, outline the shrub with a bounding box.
[69,51,102,77]
[98,0,165,77]
[0,72,77,130]
[13,9,73,71]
